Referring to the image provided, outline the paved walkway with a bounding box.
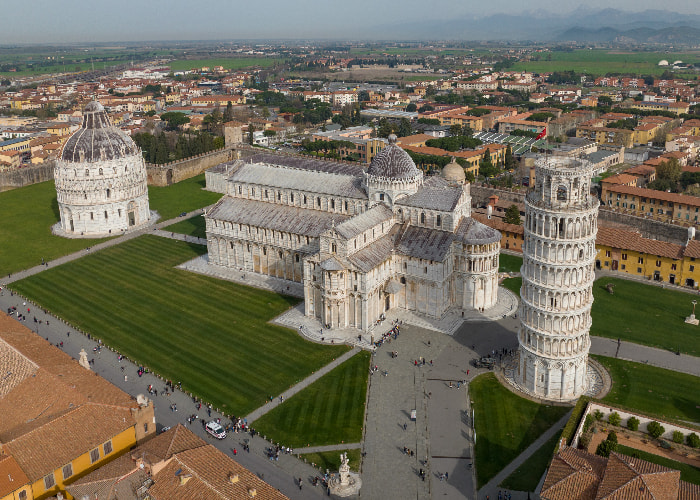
[477,410,572,500]
[245,347,360,423]
[590,337,700,377]
[297,443,362,454]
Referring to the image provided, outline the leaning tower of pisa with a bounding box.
[515,156,599,400]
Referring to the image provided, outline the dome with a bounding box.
[441,156,466,183]
[367,134,422,180]
[658,60,669,66]
[60,101,140,162]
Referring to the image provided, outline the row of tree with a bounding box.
[132,131,224,164]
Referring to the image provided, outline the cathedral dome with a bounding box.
[60,101,140,163]
[367,134,421,180]
[441,156,466,183]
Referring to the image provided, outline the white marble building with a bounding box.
[205,136,501,332]
[54,101,151,237]
[515,156,599,400]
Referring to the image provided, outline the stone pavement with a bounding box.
[590,336,700,377]
[246,347,360,423]
[477,410,572,500]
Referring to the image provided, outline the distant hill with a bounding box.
[370,8,700,42]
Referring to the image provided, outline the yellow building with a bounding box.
[0,314,155,500]
[601,183,700,226]
[576,125,634,148]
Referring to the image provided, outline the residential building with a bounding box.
[600,183,700,226]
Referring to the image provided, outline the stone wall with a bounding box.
[471,184,526,207]
[0,162,55,192]
[146,148,237,186]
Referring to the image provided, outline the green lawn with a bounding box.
[501,277,522,297]
[471,373,570,488]
[590,277,700,357]
[0,181,109,277]
[499,253,523,273]
[616,444,700,485]
[299,449,362,473]
[148,174,221,221]
[500,430,561,492]
[254,351,370,448]
[165,215,207,239]
[12,236,348,415]
[593,355,700,426]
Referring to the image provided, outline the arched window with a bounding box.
[106,189,111,198]
[420,212,426,224]
[436,215,442,227]
[331,243,337,253]
[331,199,335,209]
[557,185,567,201]
[291,193,294,202]
[295,254,300,263]
[99,168,103,176]
[85,169,90,176]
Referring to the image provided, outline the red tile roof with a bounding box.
[595,227,684,260]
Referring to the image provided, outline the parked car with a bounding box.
[473,356,496,369]
[205,421,226,439]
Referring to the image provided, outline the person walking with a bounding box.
[298,477,303,490]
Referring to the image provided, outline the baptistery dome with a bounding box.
[54,101,151,237]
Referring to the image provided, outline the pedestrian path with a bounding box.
[477,409,572,500]
[590,336,700,377]
[245,347,360,423]
[296,443,362,454]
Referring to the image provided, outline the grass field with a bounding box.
[0,181,109,277]
[471,373,570,488]
[501,277,522,297]
[254,351,370,448]
[148,174,221,221]
[499,253,523,273]
[590,278,700,357]
[616,444,700,485]
[299,449,362,473]
[165,215,207,239]
[500,430,561,492]
[511,49,700,76]
[168,58,285,71]
[592,355,700,426]
[12,235,348,415]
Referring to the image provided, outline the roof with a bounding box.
[603,184,700,208]
[348,227,400,272]
[334,204,394,240]
[0,453,30,498]
[60,101,140,162]
[396,176,464,212]
[207,196,349,237]
[541,447,607,500]
[396,225,455,262]
[596,452,679,500]
[246,152,366,177]
[472,213,523,235]
[595,227,684,260]
[367,135,422,180]
[684,239,700,259]
[454,217,502,246]
[230,162,366,199]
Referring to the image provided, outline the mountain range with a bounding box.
[371,8,700,43]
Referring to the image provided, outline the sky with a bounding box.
[2,0,699,43]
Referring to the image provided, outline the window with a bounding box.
[424,266,428,274]
[621,253,627,260]
[106,188,111,198]
[99,168,103,175]
[85,169,89,176]
[400,277,406,284]
[90,212,94,220]
[291,193,294,202]
[331,199,335,209]
[621,264,626,270]
[672,263,677,271]
[265,189,268,198]
[44,473,55,490]
[18,491,27,500]
[637,267,642,273]
[103,440,113,455]
[420,212,425,224]
[104,211,108,219]
[90,447,100,463]
[144,422,149,433]
[691,265,695,272]
[379,193,385,201]
[262,247,267,256]
[656,260,661,267]
[304,195,307,204]
[638,257,644,264]
[62,463,73,480]
[605,250,611,258]
[436,215,442,227]
[331,243,337,253]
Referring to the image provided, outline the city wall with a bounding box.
[146,148,236,186]
[0,162,55,192]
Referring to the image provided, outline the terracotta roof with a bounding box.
[623,165,656,176]
[596,452,679,500]
[541,447,606,500]
[0,453,30,497]
[472,213,523,234]
[603,184,700,208]
[601,174,638,186]
[683,239,700,259]
[595,227,684,260]
[396,133,435,146]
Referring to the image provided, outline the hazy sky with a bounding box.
[2,0,699,43]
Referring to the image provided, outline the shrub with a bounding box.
[583,414,595,433]
[647,421,665,439]
[594,410,604,421]
[687,433,700,448]
[560,397,591,447]
[627,416,640,431]
[596,431,618,457]
[672,431,684,444]
[608,412,621,427]
[607,430,618,443]
[579,433,591,449]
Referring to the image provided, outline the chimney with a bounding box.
[179,474,192,485]
[229,473,239,484]
[248,488,257,497]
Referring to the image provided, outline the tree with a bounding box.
[656,158,682,184]
[223,101,234,122]
[160,112,190,131]
[627,416,640,431]
[504,145,516,171]
[248,123,255,145]
[597,96,613,107]
[465,171,475,183]
[405,103,417,112]
[397,118,412,137]
[687,433,700,448]
[504,205,522,225]
[647,421,665,439]
[479,156,499,179]
[672,431,684,444]
[596,431,618,457]
[608,412,621,427]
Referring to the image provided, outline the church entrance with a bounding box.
[385,294,390,312]
[70,219,74,232]
[128,211,135,226]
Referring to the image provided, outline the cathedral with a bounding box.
[54,101,151,237]
[205,135,501,332]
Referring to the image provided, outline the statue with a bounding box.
[78,349,90,370]
[606,283,615,295]
[328,451,362,497]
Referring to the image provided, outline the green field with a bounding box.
[148,174,221,221]
[0,181,109,277]
[254,351,370,447]
[500,430,561,492]
[499,253,523,273]
[471,373,570,488]
[512,49,700,76]
[165,215,207,239]
[501,277,522,297]
[12,236,348,415]
[590,278,700,357]
[615,445,700,485]
[593,355,700,426]
[168,58,285,71]
[300,449,362,473]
